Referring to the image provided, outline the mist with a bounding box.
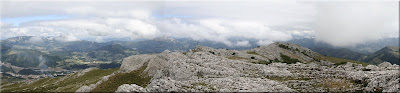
[314,1,398,47]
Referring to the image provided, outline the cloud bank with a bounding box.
[1,0,398,47]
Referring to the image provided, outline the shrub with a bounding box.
[301,51,309,57]
[280,54,300,64]
[334,62,347,66]
[278,44,291,50]
[312,57,320,62]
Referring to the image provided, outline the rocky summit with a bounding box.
[2,42,398,92]
[75,42,399,92]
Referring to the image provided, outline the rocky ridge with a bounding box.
[75,42,399,92]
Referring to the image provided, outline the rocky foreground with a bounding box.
[75,42,399,92]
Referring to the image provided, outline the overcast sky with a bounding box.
[0,0,398,47]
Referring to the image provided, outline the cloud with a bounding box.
[235,40,251,47]
[1,0,397,47]
[257,40,274,46]
[28,36,44,43]
[95,36,104,42]
[157,18,293,46]
[55,33,80,42]
[0,0,306,46]
[313,1,398,47]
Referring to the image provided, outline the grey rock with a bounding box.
[74,43,399,92]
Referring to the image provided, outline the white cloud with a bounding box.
[55,33,79,42]
[1,0,397,47]
[235,40,250,47]
[36,19,113,36]
[257,40,274,46]
[28,36,44,43]
[157,18,293,46]
[95,36,104,42]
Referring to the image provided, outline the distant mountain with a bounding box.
[1,36,33,45]
[285,38,399,64]
[87,44,137,62]
[286,37,399,55]
[0,36,132,70]
[311,47,367,61]
[1,49,62,68]
[113,37,255,54]
[363,46,399,65]
[62,41,111,52]
[1,36,397,70]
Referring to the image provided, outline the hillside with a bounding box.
[1,68,117,92]
[363,46,399,65]
[1,49,61,68]
[2,42,398,92]
[311,47,367,61]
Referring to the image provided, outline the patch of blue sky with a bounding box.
[1,15,71,26]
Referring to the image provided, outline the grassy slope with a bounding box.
[91,64,152,92]
[1,68,118,92]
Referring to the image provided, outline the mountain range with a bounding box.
[1,36,398,70]
[0,36,398,85]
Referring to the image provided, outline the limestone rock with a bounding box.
[72,43,399,92]
[116,84,145,92]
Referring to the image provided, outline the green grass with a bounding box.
[1,76,25,83]
[1,68,118,92]
[247,51,259,55]
[91,64,152,92]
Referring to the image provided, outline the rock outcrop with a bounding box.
[116,49,294,92]
[79,42,400,92]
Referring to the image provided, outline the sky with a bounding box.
[0,0,398,47]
